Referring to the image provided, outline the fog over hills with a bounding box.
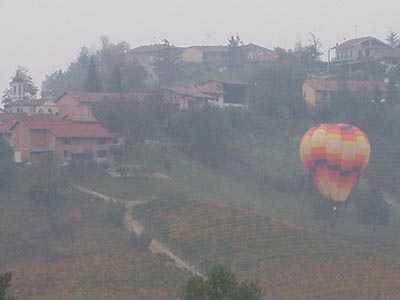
[0,0,399,93]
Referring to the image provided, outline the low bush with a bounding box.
[103,202,125,228]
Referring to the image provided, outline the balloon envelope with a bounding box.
[299,123,370,203]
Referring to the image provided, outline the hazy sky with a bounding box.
[0,0,399,95]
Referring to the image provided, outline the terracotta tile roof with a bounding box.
[0,113,18,123]
[62,114,98,123]
[245,43,273,51]
[56,92,149,104]
[0,113,18,133]
[305,79,384,92]
[334,37,382,49]
[131,44,178,54]
[22,119,114,139]
[202,79,250,86]
[184,45,228,53]
[162,86,217,99]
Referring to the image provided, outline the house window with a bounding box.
[98,138,106,145]
[64,138,72,145]
[365,49,370,57]
[64,150,69,158]
[48,108,52,113]
[97,150,107,158]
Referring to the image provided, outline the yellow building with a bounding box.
[302,79,383,106]
[181,46,228,66]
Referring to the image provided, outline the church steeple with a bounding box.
[10,71,25,100]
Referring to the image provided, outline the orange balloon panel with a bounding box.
[299,123,370,203]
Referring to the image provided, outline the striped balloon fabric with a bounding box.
[299,123,370,203]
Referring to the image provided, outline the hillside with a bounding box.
[3,114,400,299]
[75,138,400,250]
[0,172,188,300]
[134,198,400,300]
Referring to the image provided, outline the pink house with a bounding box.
[55,92,148,122]
[10,119,114,164]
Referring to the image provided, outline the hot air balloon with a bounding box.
[299,123,370,205]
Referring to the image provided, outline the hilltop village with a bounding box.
[1,35,400,165]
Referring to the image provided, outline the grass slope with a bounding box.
[77,141,400,249]
[9,251,185,300]
[0,181,187,300]
[134,198,400,300]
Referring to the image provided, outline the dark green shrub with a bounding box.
[104,202,125,228]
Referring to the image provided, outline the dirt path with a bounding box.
[384,193,400,209]
[149,239,203,276]
[72,184,204,277]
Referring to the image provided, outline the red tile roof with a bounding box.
[0,113,17,133]
[184,45,228,53]
[56,92,149,104]
[162,86,217,99]
[131,44,177,54]
[0,123,12,134]
[22,119,114,139]
[201,79,250,86]
[305,79,384,92]
[334,37,383,49]
[56,92,124,103]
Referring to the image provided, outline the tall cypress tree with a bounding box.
[84,56,103,92]
[108,64,123,92]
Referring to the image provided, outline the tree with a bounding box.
[155,39,183,84]
[29,161,65,205]
[182,265,261,300]
[93,92,175,145]
[386,76,399,105]
[385,31,399,47]
[306,32,323,62]
[108,64,123,92]
[41,70,67,99]
[41,47,91,98]
[2,66,38,103]
[84,56,104,92]
[41,38,146,98]
[250,62,307,119]
[227,35,246,69]
[292,33,323,69]
[167,107,228,168]
[0,272,15,300]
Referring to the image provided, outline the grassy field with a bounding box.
[9,251,186,300]
[134,198,400,300]
[0,173,188,300]
[75,140,400,251]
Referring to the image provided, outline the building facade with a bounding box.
[10,119,114,164]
